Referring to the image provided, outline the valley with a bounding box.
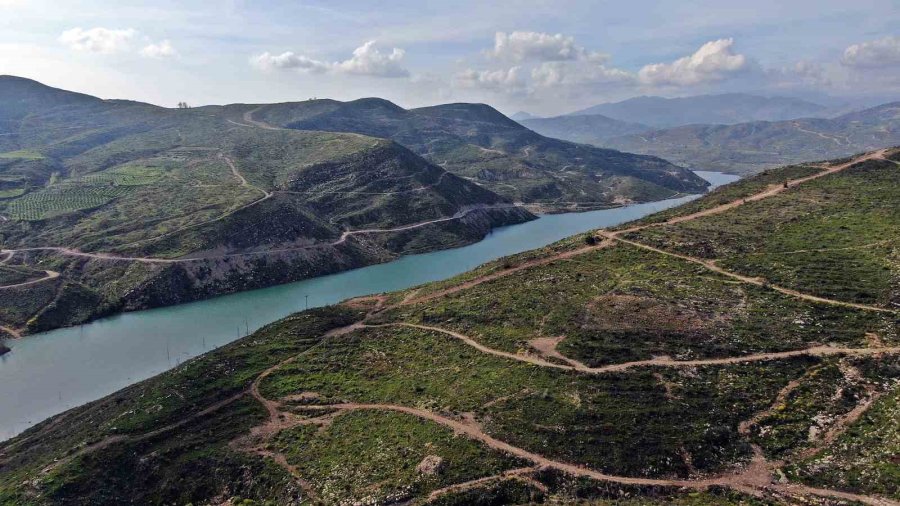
[2,149,896,505]
[0,76,712,337]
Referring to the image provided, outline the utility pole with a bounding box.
[305,295,309,310]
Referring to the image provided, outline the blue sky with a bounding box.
[1,0,898,115]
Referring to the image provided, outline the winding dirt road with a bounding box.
[378,322,900,374]
[0,204,517,265]
[0,270,59,289]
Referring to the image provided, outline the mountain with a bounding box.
[0,76,534,335]
[510,111,540,121]
[520,113,651,145]
[570,93,829,127]
[246,99,710,210]
[605,102,900,174]
[3,148,898,505]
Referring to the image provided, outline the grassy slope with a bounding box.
[2,150,898,505]
[628,158,900,309]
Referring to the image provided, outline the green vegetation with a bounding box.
[1,80,898,505]
[6,185,132,220]
[0,188,24,199]
[271,410,524,503]
[0,149,45,160]
[629,158,900,309]
[384,243,887,365]
[787,383,900,498]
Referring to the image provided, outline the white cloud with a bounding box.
[767,60,832,88]
[638,38,748,86]
[252,40,409,78]
[59,27,136,54]
[252,51,330,72]
[334,41,408,77]
[454,67,526,92]
[531,61,633,87]
[841,36,900,68]
[490,31,605,62]
[140,40,178,59]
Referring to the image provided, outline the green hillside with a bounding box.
[0,76,534,335]
[2,148,897,505]
[245,99,709,211]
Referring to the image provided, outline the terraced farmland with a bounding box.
[5,185,133,220]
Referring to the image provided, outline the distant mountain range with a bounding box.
[520,114,651,146]
[604,102,900,173]
[521,93,899,174]
[567,93,830,127]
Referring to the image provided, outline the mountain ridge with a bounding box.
[246,97,709,210]
[569,93,829,127]
[604,101,900,174]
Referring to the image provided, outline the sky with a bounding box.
[1,0,898,116]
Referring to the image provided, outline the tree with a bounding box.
[177,101,190,109]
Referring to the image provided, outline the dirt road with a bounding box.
[0,270,59,289]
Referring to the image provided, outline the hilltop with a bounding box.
[0,76,534,336]
[241,98,709,210]
[604,102,900,174]
[2,148,897,505]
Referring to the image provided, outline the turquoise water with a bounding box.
[0,171,739,440]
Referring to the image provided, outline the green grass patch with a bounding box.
[0,188,25,199]
[272,410,523,504]
[0,149,45,160]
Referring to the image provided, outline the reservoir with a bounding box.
[0,171,739,440]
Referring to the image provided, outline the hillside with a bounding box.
[244,99,709,211]
[2,148,897,505]
[605,102,900,174]
[0,76,534,336]
[570,93,829,128]
[520,114,650,145]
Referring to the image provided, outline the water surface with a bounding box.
[1,171,739,440]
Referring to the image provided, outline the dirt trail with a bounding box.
[378,322,900,374]
[603,234,894,313]
[0,325,21,339]
[110,154,273,251]
[1,204,515,265]
[584,150,897,314]
[396,240,614,307]
[425,467,541,501]
[0,270,59,289]
[242,108,281,130]
[615,149,887,235]
[291,402,897,505]
[41,391,246,474]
